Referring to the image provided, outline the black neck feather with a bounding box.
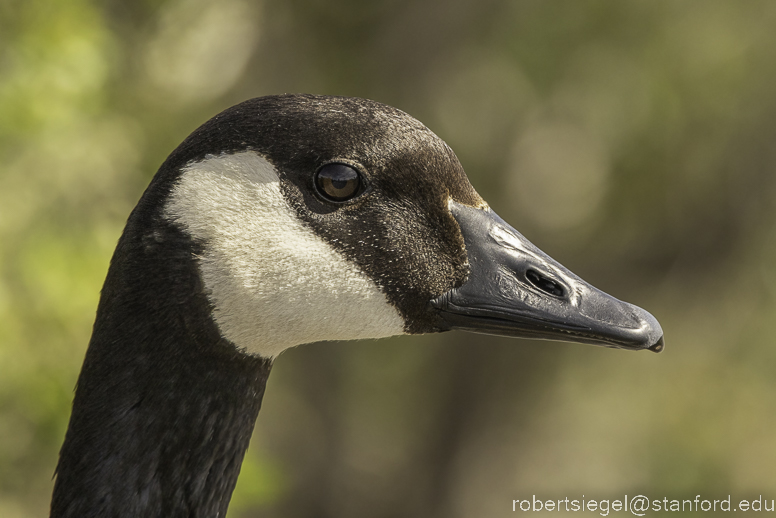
[50,197,272,517]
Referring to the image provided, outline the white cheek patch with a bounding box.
[164,151,406,358]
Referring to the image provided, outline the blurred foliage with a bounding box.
[2,0,776,517]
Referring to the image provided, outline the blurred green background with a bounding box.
[2,0,776,516]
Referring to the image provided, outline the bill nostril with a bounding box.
[526,269,565,298]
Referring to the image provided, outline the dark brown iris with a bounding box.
[315,163,362,202]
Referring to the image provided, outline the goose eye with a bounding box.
[315,163,362,202]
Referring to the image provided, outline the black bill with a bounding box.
[431,202,664,352]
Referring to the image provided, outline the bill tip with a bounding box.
[648,335,665,353]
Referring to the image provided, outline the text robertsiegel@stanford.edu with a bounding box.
[513,495,775,516]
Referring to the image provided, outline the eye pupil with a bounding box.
[315,163,362,202]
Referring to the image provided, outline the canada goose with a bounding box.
[50,94,663,517]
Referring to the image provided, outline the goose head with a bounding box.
[164,94,662,356]
[51,94,662,517]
